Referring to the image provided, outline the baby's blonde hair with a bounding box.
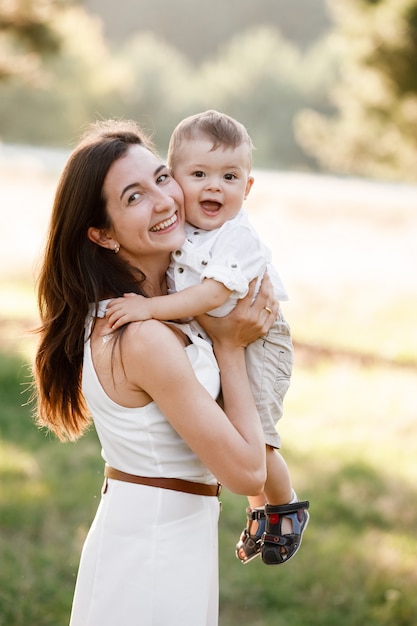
[167,109,253,171]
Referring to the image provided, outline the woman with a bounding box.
[33,119,277,626]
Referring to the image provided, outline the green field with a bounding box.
[1,277,416,625]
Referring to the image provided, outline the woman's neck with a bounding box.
[142,273,168,297]
[139,262,169,297]
[124,252,170,297]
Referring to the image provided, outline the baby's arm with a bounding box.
[106,293,153,328]
[106,280,232,329]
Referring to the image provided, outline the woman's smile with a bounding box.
[150,211,178,232]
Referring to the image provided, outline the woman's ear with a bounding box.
[87,227,118,251]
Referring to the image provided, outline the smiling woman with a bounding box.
[30,118,275,626]
[87,144,185,285]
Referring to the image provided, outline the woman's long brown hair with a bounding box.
[33,120,156,441]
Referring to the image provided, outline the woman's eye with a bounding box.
[156,173,170,184]
[128,192,140,203]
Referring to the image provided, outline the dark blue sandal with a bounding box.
[235,507,266,564]
[261,500,310,565]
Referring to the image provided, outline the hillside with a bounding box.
[82,0,332,61]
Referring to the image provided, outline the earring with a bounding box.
[113,243,120,254]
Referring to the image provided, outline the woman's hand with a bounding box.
[196,273,278,350]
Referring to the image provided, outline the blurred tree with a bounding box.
[0,0,65,82]
[112,32,195,147]
[188,27,336,169]
[294,0,417,181]
[115,27,336,168]
[0,5,125,144]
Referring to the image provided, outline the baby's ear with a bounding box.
[244,176,254,199]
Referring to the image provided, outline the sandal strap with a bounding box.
[246,507,266,521]
[263,532,290,546]
[265,500,309,516]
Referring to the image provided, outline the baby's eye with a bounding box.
[224,173,237,181]
[192,171,205,178]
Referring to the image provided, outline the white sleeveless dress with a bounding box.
[69,308,221,626]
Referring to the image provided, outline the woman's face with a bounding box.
[102,144,185,269]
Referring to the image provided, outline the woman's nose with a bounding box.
[153,188,174,211]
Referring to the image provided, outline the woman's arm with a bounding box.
[120,319,265,495]
[193,273,278,487]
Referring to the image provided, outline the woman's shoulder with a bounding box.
[124,318,173,341]
[123,319,190,355]
[121,320,197,394]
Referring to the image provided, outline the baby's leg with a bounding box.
[247,446,292,533]
[236,315,308,564]
[251,446,292,506]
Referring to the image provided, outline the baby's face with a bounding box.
[172,138,253,231]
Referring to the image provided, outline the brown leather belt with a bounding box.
[103,465,222,497]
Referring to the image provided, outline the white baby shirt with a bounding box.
[167,209,288,317]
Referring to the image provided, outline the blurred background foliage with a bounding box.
[295,0,417,181]
[1,0,417,180]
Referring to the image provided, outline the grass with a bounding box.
[1,344,416,625]
[0,352,103,626]
[287,289,417,365]
[216,358,417,626]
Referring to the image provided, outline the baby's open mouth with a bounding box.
[200,201,221,212]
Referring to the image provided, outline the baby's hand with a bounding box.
[106,293,151,329]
